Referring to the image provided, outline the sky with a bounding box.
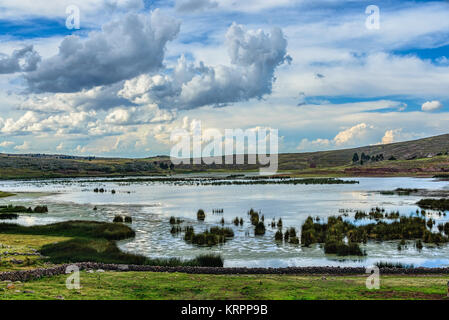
[0,0,448,157]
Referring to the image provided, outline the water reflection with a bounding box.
[0,177,448,267]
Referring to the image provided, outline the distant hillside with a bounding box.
[276,133,449,171]
[0,134,449,178]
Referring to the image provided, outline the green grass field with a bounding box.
[1,272,449,300]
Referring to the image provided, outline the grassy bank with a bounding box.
[1,272,448,300]
[0,234,70,272]
[0,222,223,267]
[0,192,15,198]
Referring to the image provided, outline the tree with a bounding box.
[352,153,359,163]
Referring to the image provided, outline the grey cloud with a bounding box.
[19,82,134,113]
[25,11,180,93]
[0,45,41,74]
[119,23,291,110]
[176,0,218,13]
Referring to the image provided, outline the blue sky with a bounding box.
[0,0,448,156]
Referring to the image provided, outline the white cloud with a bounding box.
[0,141,14,147]
[176,0,218,12]
[333,123,370,146]
[380,130,395,145]
[422,100,443,112]
[14,141,30,151]
[119,23,291,110]
[56,142,64,151]
[297,138,330,151]
[26,11,180,93]
[0,0,144,21]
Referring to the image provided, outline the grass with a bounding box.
[0,191,15,198]
[0,233,70,272]
[0,221,136,240]
[0,221,223,267]
[417,199,449,211]
[1,272,448,300]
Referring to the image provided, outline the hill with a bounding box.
[0,134,448,178]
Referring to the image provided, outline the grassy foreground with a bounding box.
[1,272,449,300]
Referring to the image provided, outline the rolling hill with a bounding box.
[0,133,449,179]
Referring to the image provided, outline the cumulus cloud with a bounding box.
[19,83,132,112]
[25,11,180,93]
[176,0,218,12]
[297,138,330,151]
[119,23,291,110]
[104,105,175,125]
[0,141,14,148]
[421,100,443,112]
[0,45,41,74]
[333,123,371,146]
[297,123,378,151]
[380,129,397,144]
[14,141,30,151]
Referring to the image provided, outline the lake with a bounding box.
[0,176,448,268]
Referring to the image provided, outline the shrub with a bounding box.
[184,227,234,247]
[417,198,449,211]
[277,218,283,228]
[170,216,183,224]
[191,254,224,267]
[113,215,124,223]
[170,226,181,234]
[0,213,18,220]
[416,240,423,250]
[287,227,297,238]
[289,237,299,244]
[249,209,259,226]
[375,261,414,269]
[33,205,48,213]
[197,209,205,221]
[284,229,290,241]
[255,222,266,236]
[324,240,364,256]
[124,216,132,223]
[233,217,240,226]
[275,230,283,241]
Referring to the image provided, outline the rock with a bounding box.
[6,283,15,290]
[56,295,64,300]
[96,269,105,273]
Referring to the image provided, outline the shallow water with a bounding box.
[0,176,448,268]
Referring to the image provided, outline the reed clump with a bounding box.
[197,209,206,221]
